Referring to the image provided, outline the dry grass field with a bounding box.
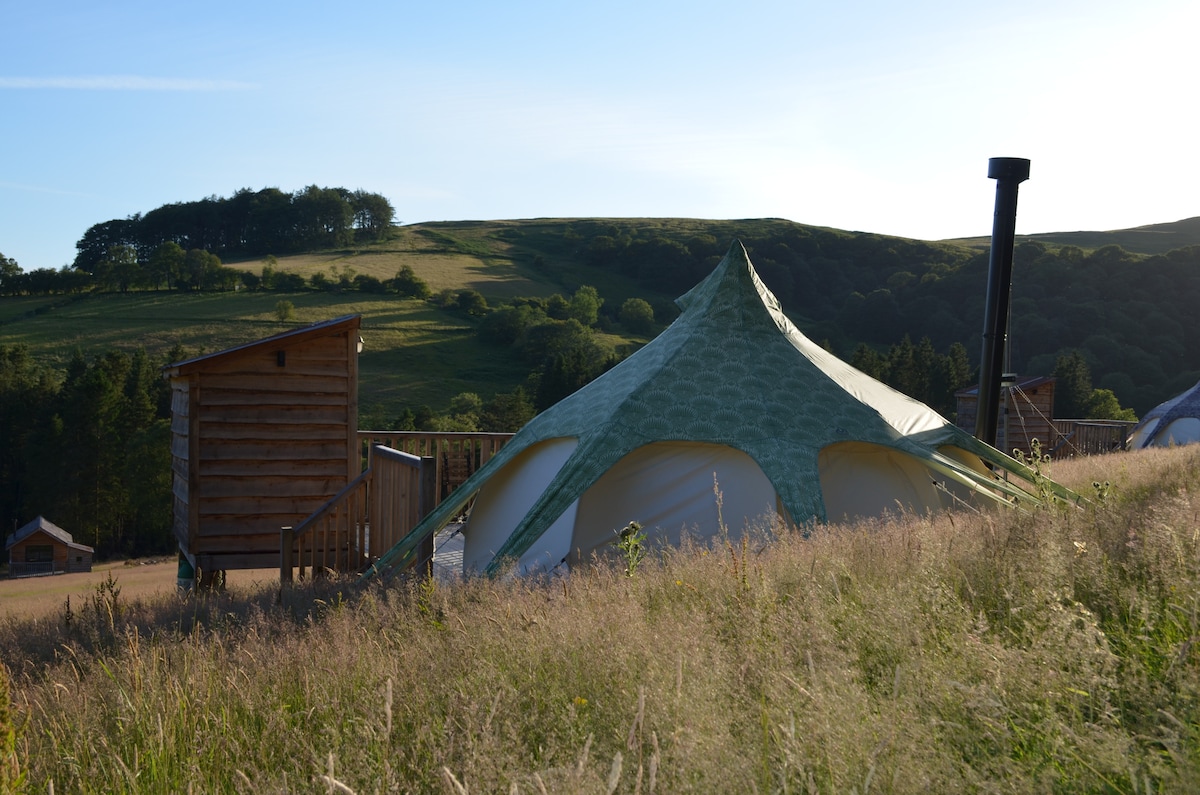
[4,447,1200,792]
[0,560,277,620]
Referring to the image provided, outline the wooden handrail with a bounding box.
[281,468,371,584]
[282,444,438,583]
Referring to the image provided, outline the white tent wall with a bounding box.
[465,439,989,572]
[1141,417,1200,448]
[819,441,959,522]
[463,437,580,574]
[1129,379,1200,448]
[570,441,778,565]
[1127,419,1161,449]
[463,440,779,574]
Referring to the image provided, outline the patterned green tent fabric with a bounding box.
[366,241,1076,579]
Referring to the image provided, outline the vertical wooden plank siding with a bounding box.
[955,379,1057,459]
[166,316,362,571]
[187,376,202,554]
[1002,386,1055,459]
[168,379,195,553]
[369,446,424,556]
[346,328,360,484]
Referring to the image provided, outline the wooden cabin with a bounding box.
[955,375,1056,459]
[163,315,361,574]
[5,516,93,577]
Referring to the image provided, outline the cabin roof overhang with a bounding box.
[955,374,1055,399]
[5,516,93,552]
[161,314,362,378]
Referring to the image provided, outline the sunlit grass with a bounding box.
[4,446,1200,792]
[0,288,522,415]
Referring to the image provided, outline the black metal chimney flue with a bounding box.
[974,157,1030,448]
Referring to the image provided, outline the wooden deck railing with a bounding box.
[6,561,93,578]
[281,433,514,583]
[1049,419,1137,458]
[358,431,514,501]
[281,468,370,582]
[281,445,436,582]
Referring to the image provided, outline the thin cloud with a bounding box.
[0,75,255,91]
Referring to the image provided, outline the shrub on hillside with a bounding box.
[618,297,656,335]
[390,265,431,299]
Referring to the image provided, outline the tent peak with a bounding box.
[674,239,779,316]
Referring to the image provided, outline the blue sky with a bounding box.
[2,0,1196,271]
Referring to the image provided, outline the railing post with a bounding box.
[280,526,293,584]
[417,455,437,577]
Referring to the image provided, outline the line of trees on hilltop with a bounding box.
[72,186,394,272]
[0,187,396,296]
[0,345,176,558]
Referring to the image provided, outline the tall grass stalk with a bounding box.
[3,447,1200,792]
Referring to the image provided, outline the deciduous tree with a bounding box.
[148,242,185,290]
[618,297,655,335]
[568,285,603,326]
[0,253,19,295]
[391,265,431,299]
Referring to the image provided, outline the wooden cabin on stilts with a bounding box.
[163,314,515,587]
[163,315,363,588]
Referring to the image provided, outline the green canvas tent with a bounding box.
[368,241,1076,579]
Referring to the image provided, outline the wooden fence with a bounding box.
[1049,420,1137,458]
[358,431,513,501]
[6,561,92,578]
[280,445,437,582]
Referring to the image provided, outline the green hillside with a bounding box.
[6,214,1200,558]
[6,215,1200,422]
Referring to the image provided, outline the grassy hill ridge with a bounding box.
[6,215,1200,422]
[944,214,1200,255]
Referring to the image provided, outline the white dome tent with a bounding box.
[1128,379,1200,448]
